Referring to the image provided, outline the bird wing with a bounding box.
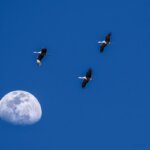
[100,43,106,52]
[37,48,47,61]
[82,79,88,88]
[37,53,44,61]
[86,69,92,78]
[105,33,111,42]
[41,48,47,55]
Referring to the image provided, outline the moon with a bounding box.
[0,90,42,125]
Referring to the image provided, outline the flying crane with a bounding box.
[98,33,111,52]
[78,68,92,88]
[33,48,47,65]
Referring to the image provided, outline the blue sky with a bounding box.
[0,0,150,149]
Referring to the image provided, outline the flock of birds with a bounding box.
[33,32,112,88]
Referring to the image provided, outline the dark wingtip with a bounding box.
[100,48,104,53]
[82,82,86,88]
[41,48,47,53]
[88,68,92,72]
[108,32,112,36]
[82,85,86,88]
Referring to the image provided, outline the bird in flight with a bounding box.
[78,68,92,88]
[33,48,47,65]
[98,32,111,52]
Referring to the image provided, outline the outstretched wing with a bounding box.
[100,43,106,52]
[37,53,44,61]
[105,32,111,43]
[86,68,92,78]
[82,79,88,88]
[41,48,47,55]
[37,48,47,61]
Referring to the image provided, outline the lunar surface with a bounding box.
[0,90,42,125]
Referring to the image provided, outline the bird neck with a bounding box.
[78,76,86,80]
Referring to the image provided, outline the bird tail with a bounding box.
[36,59,42,66]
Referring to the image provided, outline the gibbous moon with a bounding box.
[0,90,42,125]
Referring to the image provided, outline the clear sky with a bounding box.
[0,0,150,149]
